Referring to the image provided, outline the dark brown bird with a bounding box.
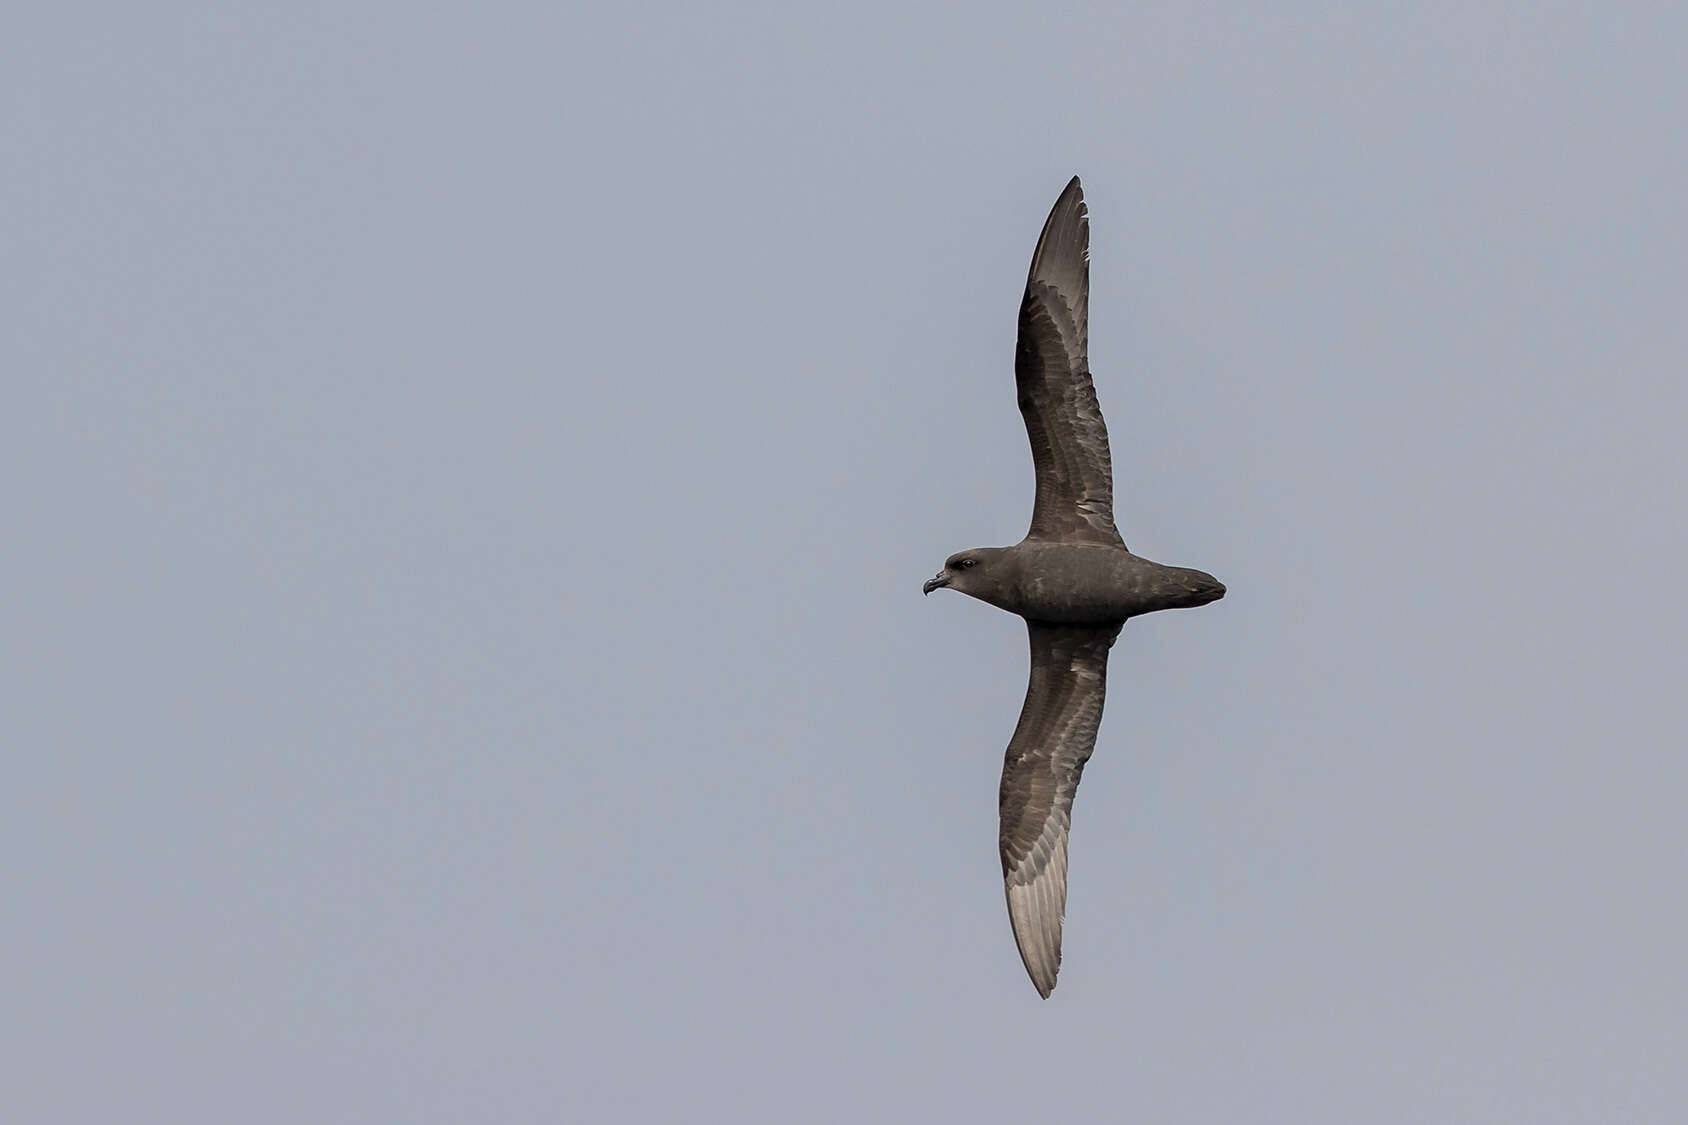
[923,177,1225,997]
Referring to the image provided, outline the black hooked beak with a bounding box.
[922,572,950,596]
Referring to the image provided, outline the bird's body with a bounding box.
[927,540,1223,624]
[923,177,1225,998]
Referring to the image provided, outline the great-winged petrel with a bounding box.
[923,177,1226,998]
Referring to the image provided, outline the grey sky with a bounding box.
[6,3,1686,1122]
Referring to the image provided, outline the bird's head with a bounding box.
[922,548,1009,600]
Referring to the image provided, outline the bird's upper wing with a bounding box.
[1015,177,1124,547]
[999,620,1122,997]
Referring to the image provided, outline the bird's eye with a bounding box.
[958,558,977,569]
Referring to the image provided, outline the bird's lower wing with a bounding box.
[999,621,1121,997]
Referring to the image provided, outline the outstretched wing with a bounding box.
[1015,176,1123,547]
[999,620,1121,997]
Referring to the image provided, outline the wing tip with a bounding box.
[1026,175,1090,290]
[1005,871,1067,999]
[1017,930,1061,999]
[1016,957,1060,998]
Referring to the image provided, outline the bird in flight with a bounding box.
[923,177,1226,997]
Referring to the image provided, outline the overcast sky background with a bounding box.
[6,3,1687,1122]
